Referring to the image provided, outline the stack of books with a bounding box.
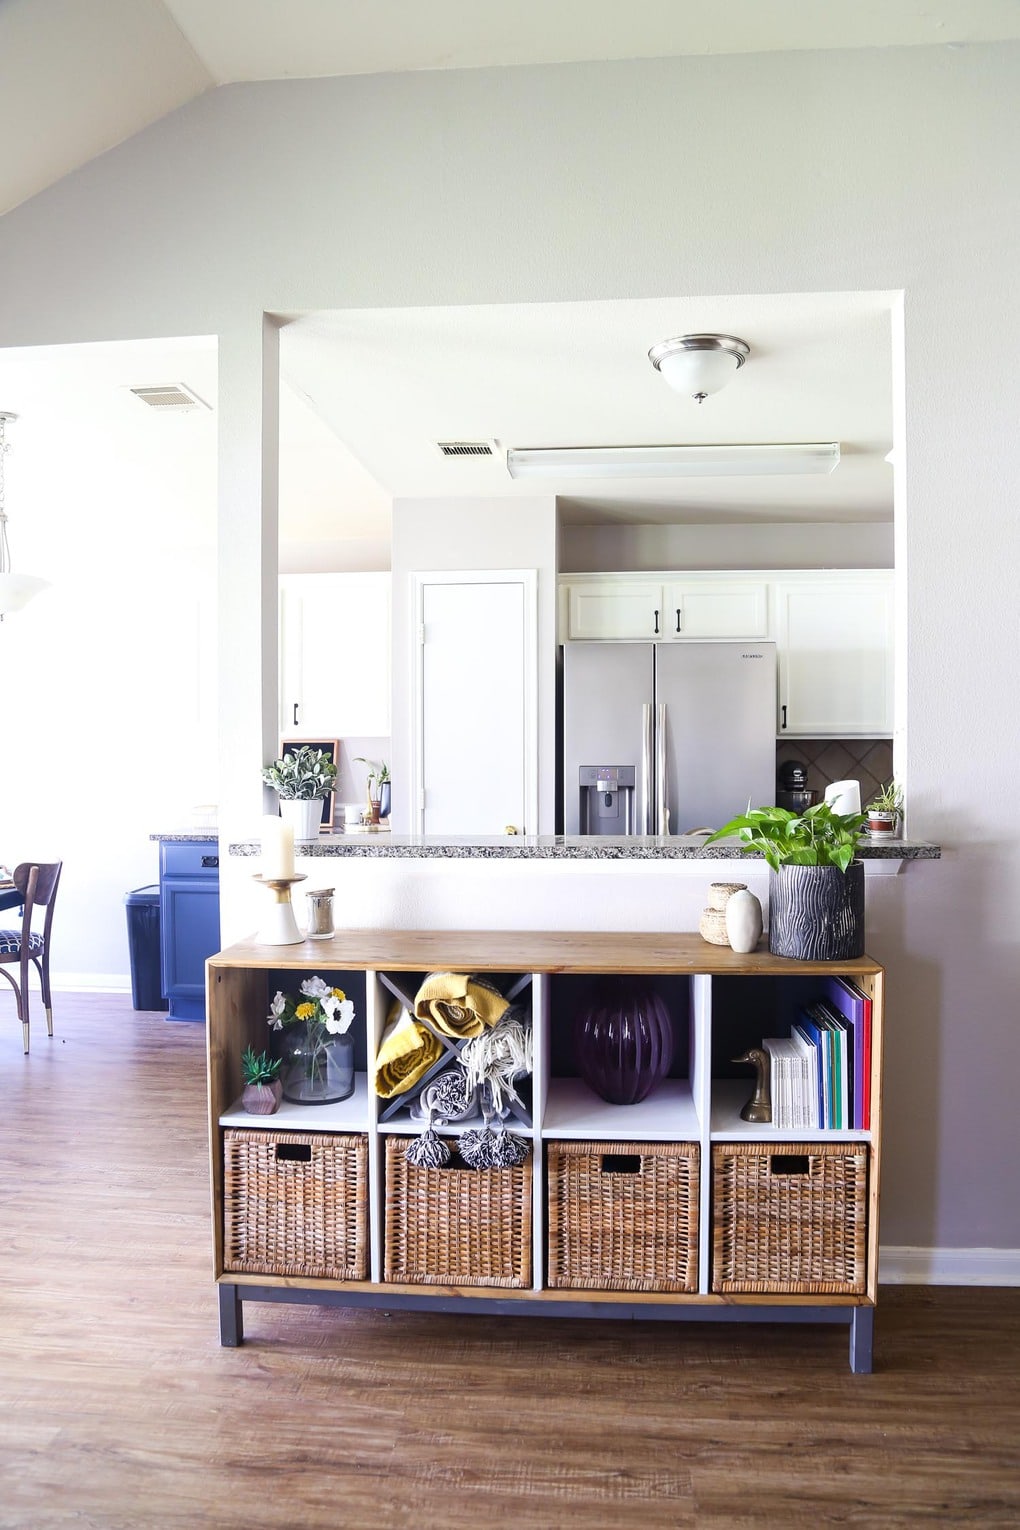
[763,977,872,1131]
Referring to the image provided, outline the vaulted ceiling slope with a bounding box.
[2,0,1019,216]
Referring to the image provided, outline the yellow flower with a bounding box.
[296,1001,316,1019]
[332,988,346,1001]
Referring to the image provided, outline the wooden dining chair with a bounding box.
[0,861,62,1053]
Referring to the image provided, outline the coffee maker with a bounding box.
[776,759,816,812]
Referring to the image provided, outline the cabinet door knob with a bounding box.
[653,608,660,634]
[675,608,682,634]
[781,704,788,730]
[293,702,300,728]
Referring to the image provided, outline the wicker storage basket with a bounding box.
[712,1141,867,1294]
[383,1135,532,1287]
[547,1140,699,1292]
[223,1129,368,1281]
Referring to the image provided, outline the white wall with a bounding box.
[561,520,895,572]
[0,45,1018,1253]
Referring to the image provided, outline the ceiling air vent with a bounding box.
[435,440,497,458]
[129,383,211,411]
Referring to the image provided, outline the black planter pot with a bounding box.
[768,862,866,961]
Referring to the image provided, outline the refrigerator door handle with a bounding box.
[656,702,668,835]
[641,703,654,835]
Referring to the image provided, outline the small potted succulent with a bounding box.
[866,779,903,838]
[240,1045,283,1115]
[262,745,338,839]
[705,801,868,961]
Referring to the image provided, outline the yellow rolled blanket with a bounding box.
[374,1004,444,1098]
[414,972,509,1039]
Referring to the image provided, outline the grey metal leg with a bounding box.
[218,1283,244,1347]
[849,1306,874,1373]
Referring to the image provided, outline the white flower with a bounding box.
[322,996,355,1034]
[300,976,331,999]
[267,990,287,1028]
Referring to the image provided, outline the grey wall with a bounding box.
[0,44,1017,1256]
[560,520,895,572]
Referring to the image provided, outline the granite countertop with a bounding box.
[150,831,219,842]
[227,832,940,861]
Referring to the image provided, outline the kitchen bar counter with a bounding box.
[151,832,219,843]
[227,832,939,861]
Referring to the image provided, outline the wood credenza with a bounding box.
[208,930,884,1372]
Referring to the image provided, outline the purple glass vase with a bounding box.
[574,981,674,1105]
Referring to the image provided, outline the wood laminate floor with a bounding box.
[0,994,1017,1529]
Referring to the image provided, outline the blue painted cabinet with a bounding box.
[159,840,220,1022]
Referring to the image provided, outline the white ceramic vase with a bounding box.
[724,889,764,954]
[279,797,322,840]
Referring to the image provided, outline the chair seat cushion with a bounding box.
[0,929,44,957]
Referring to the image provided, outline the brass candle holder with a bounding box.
[253,872,307,945]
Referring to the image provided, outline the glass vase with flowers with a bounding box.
[268,976,356,1104]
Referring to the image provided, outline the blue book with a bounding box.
[807,1003,845,1129]
[797,1010,829,1128]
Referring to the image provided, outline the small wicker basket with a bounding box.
[384,1135,532,1287]
[712,1141,867,1294]
[223,1129,368,1281]
[547,1140,699,1292]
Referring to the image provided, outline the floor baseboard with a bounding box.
[880,1246,1020,1286]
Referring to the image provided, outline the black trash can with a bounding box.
[125,886,168,1011]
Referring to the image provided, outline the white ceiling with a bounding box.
[280,293,896,528]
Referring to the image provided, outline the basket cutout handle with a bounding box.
[276,1143,312,1163]
[770,1154,811,1177]
[601,1153,642,1175]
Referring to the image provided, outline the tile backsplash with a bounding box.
[775,738,893,807]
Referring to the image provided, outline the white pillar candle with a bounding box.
[261,815,295,879]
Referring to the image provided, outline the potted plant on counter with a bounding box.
[262,745,338,839]
[705,801,868,960]
[866,779,903,839]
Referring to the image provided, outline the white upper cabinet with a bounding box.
[773,573,894,737]
[559,569,895,738]
[279,573,391,739]
[565,580,664,639]
[664,579,769,639]
[564,574,768,641]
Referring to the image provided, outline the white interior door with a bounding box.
[416,572,536,835]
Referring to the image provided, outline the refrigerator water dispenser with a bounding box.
[578,766,635,835]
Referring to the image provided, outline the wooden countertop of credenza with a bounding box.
[208,928,883,977]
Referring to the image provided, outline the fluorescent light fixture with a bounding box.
[505,443,840,480]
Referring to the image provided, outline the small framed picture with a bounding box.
[280,738,340,830]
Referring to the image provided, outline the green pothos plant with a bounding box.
[704,801,867,872]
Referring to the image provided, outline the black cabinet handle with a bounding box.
[653,609,660,634]
[781,704,788,730]
[675,608,682,634]
[201,855,219,869]
[292,702,300,728]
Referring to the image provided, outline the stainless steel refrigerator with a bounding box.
[562,640,777,836]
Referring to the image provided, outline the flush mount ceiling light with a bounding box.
[505,442,840,480]
[0,412,49,619]
[648,333,750,403]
